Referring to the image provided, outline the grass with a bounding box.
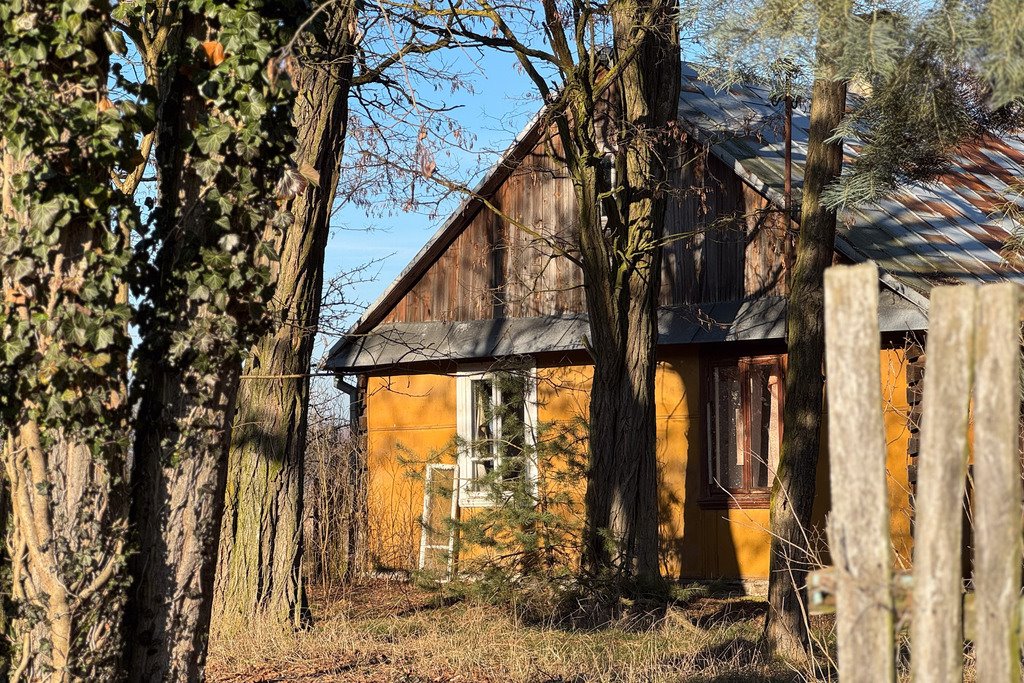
[207,580,810,682]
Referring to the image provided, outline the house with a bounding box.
[326,63,1024,582]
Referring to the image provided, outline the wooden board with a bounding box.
[382,133,793,325]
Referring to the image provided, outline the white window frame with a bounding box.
[455,363,538,508]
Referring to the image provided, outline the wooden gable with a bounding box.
[378,126,793,327]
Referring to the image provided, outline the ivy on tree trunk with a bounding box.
[123,2,296,679]
[0,2,144,679]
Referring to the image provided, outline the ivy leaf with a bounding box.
[90,326,115,351]
[86,352,112,370]
[195,123,231,156]
[5,258,34,283]
[103,30,127,56]
[29,198,62,232]
[195,158,220,182]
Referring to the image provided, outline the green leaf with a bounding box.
[29,198,62,232]
[90,326,115,351]
[103,29,127,56]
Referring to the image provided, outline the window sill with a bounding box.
[699,492,771,510]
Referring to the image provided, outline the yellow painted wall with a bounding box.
[365,373,458,570]
[363,346,914,580]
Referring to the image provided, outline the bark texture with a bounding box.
[764,66,847,662]
[213,2,358,630]
[124,11,242,680]
[579,0,680,583]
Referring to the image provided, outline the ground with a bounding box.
[206,581,821,683]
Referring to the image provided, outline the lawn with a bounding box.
[207,581,815,682]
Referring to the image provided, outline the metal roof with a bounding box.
[326,293,925,371]
[677,63,1024,296]
[327,64,1023,371]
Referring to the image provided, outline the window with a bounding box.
[704,355,784,506]
[457,366,537,506]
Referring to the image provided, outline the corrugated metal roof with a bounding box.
[677,63,1024,295]
[327,64,1023,371]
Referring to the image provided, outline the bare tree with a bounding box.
[212,0,360,632]
[402,0,681,586]
[212,0,460,630]
[764,54,846,662]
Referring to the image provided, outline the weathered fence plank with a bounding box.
[823,262,894,683]
[971,282,1022,683]
[911,285,978,683]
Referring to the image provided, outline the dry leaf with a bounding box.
[202,40,226,67]
[105,390,122,410]
[298,161,321,188]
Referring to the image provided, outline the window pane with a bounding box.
[472,378,493,442]
[469,378,494,490]
[748,364,780,489]
[713,366,744,489]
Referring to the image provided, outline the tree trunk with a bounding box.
[0,4,133,679]
[213,2,358,631]
[124,16,231,681]
[123,4,294,678]
[764,65,847,662]
[580,0,680,586]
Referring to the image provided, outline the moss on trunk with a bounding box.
[213,2,358,631]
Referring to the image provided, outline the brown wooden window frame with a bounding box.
[701,353,786,509]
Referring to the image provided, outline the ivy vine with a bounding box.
[128,0,298,460]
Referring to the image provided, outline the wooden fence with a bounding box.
[813,262,1022,682]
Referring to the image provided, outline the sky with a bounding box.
[315,48,538,361]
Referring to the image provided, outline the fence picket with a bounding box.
[972,282,1022,683]
[823,262,894,683]
[911,285,978,683]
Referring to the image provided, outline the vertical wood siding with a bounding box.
[383,130,792,324]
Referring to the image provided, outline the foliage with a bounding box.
[453,370,591,622]
[691,0,1024,209]
[0,0,143,456]
[457,383,586,577]
[0,0,147,675]
[823,3,1024,208]
[129,0,298,460]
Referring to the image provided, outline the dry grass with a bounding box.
[207,581,807,683]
